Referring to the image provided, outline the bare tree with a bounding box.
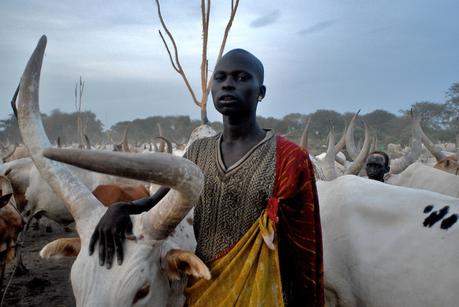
[155,0,240,124]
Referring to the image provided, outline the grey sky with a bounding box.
[1,0,458,128]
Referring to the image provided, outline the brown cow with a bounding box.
[0,176,25,290]
[92,184,149,207]
[434,156,459,175]
[40,184,149,258]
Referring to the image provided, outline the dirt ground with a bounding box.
[1,220,76,307]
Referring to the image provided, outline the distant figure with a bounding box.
[365,151,390,182]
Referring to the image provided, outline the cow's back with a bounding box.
[318,175,459,307]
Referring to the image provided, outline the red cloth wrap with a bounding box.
[273,135,324,307]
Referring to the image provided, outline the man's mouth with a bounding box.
[219,95,237,103]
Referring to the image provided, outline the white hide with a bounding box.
[0,158,33,196]
[320,175,459,307]
[69,210,195,307]
[315,152,347,176]
[386,162,459,198]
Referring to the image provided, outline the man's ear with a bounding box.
[163,249,211,281]
[385,165,391,173]
[258,85,266,100]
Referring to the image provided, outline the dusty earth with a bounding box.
[1,219,76,307]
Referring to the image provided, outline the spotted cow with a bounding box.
[320,175,459,307]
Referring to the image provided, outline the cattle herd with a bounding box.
[0,36,458,307]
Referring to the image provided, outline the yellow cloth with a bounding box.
[185,211,284,307]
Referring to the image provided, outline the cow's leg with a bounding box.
[13,251,28,276]
[13,230,28,276]
[0,252,6,292]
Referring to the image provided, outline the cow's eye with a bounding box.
[132,282,150,304]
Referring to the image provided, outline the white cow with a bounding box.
[386,162,459,198]
[320,175,459,307]
[17,36,210,307]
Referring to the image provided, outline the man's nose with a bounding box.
[222,77,235,90]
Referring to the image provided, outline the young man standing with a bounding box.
[92,49,324,306]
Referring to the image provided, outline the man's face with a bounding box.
[211,53,264,117]
[365,154,387,181]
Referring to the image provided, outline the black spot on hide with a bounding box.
[440,214,458,230]
[423,205,434,214]
[423,206,449,228]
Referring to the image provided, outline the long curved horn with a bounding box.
[345,119,371,175]
[390,112,422,174]
[157,123,165,153]
[11,83,20,118]
[321,129,338,180]
[153,136,173,154]
[335,120,347,154]
[345,110,361,161]
[43,148,203,240]
[15,35,104,237]
[299,116,311,150]
[369,136,376,154]
[121,125,130,152]
[419,124,447,161]
[1,144,17,162]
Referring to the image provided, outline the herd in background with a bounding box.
[0,36,458,306]
[300,109,459,199]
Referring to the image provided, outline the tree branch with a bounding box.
[158,30,180,73]
[155,0,201,107]
[205,0,240,96]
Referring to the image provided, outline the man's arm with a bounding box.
[89,186,170,268]
[119,186,170,214]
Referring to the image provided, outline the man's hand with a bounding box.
[89,203,134,269]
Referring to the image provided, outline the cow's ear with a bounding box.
[163,249,211,281]
[40,237,81,259]
[0,193,13,210]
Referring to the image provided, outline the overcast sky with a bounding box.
[1,0,458,128]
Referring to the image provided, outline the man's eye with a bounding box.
[237,74,250,81]
[214,74,224,81]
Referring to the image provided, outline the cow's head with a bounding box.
[16,35,210,307]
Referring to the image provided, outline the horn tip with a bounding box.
[40,35,47,44]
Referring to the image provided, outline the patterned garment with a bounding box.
[184,130,276,263]
[185,133,324,306]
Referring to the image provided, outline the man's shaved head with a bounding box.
[217,49,264,84]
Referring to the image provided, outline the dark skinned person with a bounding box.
[89,49,324,307]
[365,151,391,182]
